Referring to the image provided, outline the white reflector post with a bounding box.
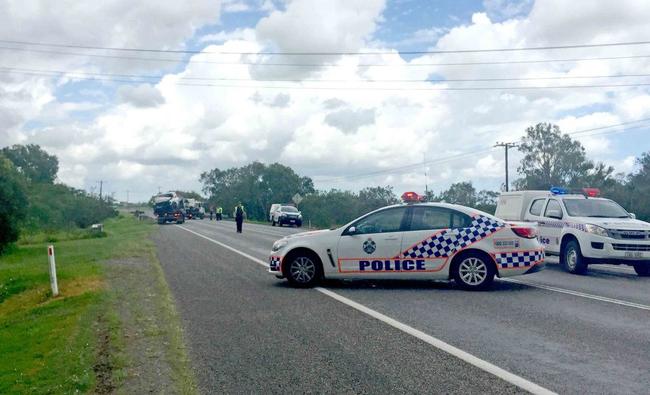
[47,245,59,297]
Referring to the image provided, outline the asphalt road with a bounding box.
[154,219,650,394]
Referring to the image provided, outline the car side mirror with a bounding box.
[630,213,637,219]
[345,226,357,235]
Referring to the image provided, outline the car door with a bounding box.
[541,199,564,254]
[399,206,473,279]
[526,198,550,248]
[336,207,408,275]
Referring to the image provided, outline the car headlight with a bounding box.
[272,239,288,252]
[584,224,610,237]
[298,214,302,219]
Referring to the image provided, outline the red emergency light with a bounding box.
[582,188,600,197]
[401,191,421,203]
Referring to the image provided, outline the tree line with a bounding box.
[201,123,650,227]
[0,145,117,252]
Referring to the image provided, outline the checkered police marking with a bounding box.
[401,215,506,259]
[494,250,544,269]
[269,256,282,271]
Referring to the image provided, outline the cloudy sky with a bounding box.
[2,0,650,201]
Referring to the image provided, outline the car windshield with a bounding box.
[563,199,629,218]
[282,206,298,212]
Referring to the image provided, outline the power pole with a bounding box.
[495,142,518,192]
[98,180,103,200]
[423,153,428,197]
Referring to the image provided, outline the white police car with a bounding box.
[269,192,545,290]
[496,187,650,276]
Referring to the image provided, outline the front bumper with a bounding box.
[581,236,650,262]
[269,255,282,274]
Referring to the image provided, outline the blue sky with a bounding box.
[2,0,650,201]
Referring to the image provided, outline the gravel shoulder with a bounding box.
[105,250,197,394]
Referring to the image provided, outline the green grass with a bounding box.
[0,215,156,393]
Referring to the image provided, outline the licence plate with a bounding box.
[290,219,295,222]
[625,251,645,258]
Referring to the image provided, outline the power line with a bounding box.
[3,45,650,68]
[5,66,650,84]
[4,68,650,91]
[316,120,650,183]
[317,148,496,182]
[3,38,650,55]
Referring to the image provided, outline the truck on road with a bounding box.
[495,188,650,276]
[153,192,186,224]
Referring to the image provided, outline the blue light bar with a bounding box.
[550,186,569,195]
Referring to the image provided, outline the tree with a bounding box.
[200,162,315,221]
[626,152,650,220]
[1,144,59,183]
[515,123,593,190]
[358,186,399,213]
[437,182,477,207]
[0,156,27,252]
[476,190,499,214]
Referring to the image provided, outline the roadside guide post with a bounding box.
[47,245,59,297]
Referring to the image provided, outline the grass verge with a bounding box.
[0,215,196,394]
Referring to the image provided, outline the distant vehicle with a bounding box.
[185,199,205,219]
[495,188,650,276]
[269,192,544,289]
[153,192,185,225]
[269,203,281,222]
[272,205,302,227]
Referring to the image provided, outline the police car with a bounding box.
[496,187,650,276]
[269,192,545,290]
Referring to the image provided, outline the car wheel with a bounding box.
[633,263,650,277]
[561,240,588,274]
[285,253,322,287]
[452,252,495,290]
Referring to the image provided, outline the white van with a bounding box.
[495,188,650,276]
[269,204,281,222]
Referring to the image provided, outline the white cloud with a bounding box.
[3,0,650,200]
[199,28,256,43]
[117,84,165,108]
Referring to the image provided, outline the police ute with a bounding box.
[495,187,650,276]
[269,192,545,290]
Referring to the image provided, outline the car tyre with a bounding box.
[285,253,322,288]
[633,263,650,277]
[452,251,495,290]
[561,240,588,274]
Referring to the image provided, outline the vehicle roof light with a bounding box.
[550,186,569,195]
[401,191,421,203]
[582,188,600,197]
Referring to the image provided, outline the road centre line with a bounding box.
[177,225,555,395]
[501,278,650,311]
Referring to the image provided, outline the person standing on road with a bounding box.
[216,206,223,221]
[234,203,245,233]
[209,207,214,221]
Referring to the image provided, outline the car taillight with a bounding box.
[512,227,537,239]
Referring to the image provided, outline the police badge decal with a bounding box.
[363,238,376,254]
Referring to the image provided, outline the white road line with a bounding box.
[501,278,650,311]
[177,225,555,395]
